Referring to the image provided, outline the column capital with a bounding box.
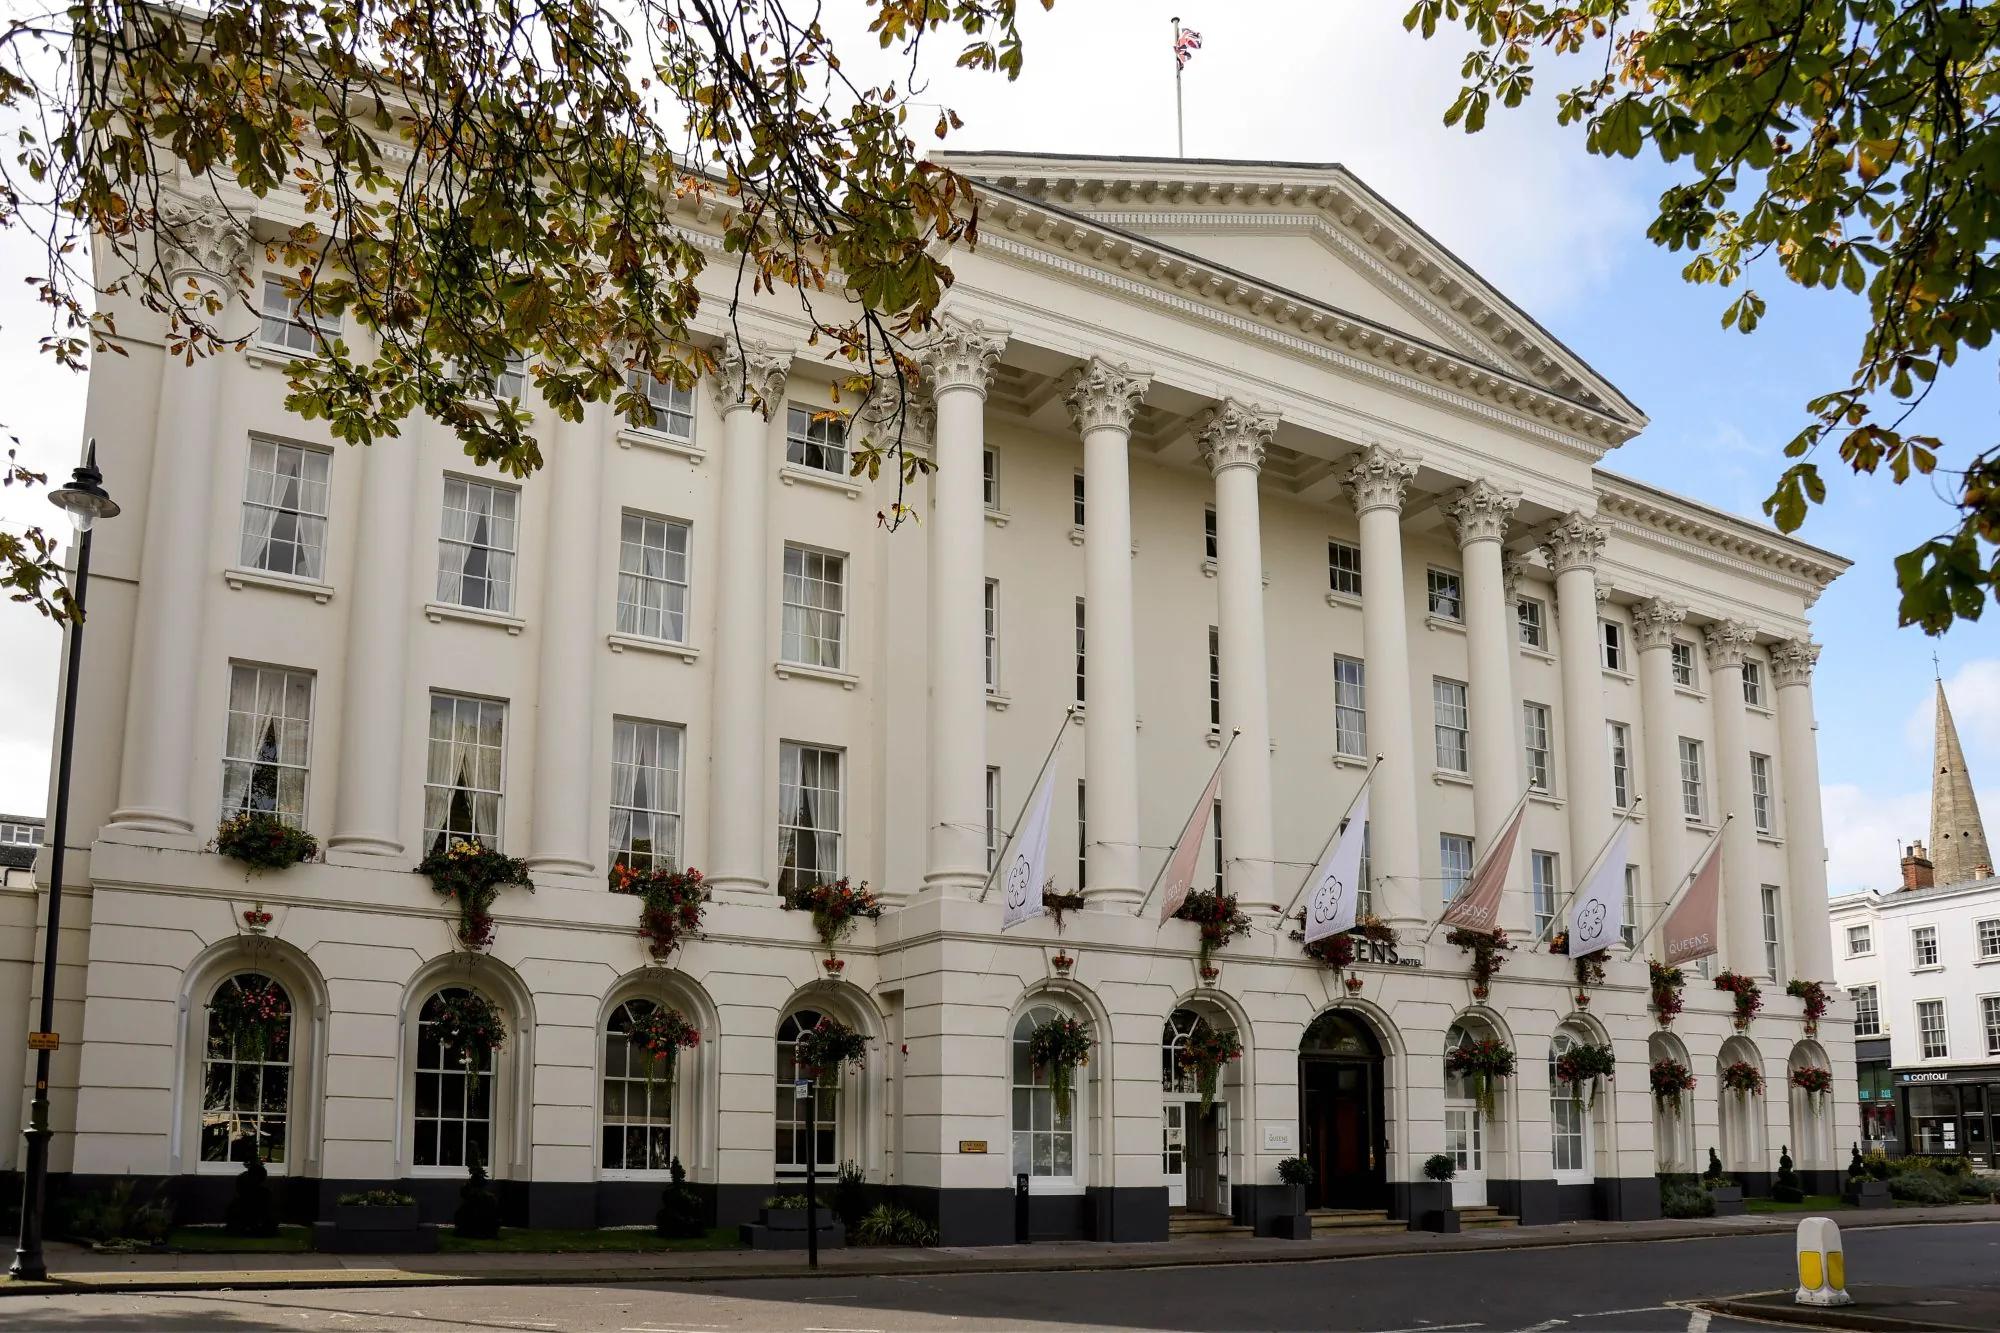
[1342,445,1419,515]
[1195,398,1279,476]
[1442,480,1520,548]
[1701,618,1759,670]
[710,340,792,418]
[1770,636,1822,687]
[919,316,1008,397]
[1630,597,1689,650]
[158,191,253,284]
[856,378,935,451]
[1540,511,1608,576]
[1503,557,1525,601]
[1063,357,1151,434]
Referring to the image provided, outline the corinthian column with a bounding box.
[919,319,1006,897]
[1704,619,1764,975]
[1198,400,1280,912]
[112,194,252,833]
[1063,358,1149,904]
[1443,481,1522,849]
[1773,638,1833,981]
[1631,597,1689,941]
[1343,447,1422,929]
[1541,513,1612,883]
[706,342,790,897]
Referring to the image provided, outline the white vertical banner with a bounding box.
[1568,822,1632,956]
[1000,760,1059,931]
[1304,787,1370,944]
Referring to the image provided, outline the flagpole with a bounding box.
[1529,796,1645,952]
[1133,729,1237,918]
[1625,814,1732,959]
[1423,785,1532,945]
[1278,754,1383,921]
[1172,15,1184,157]
[977,708,1077,903]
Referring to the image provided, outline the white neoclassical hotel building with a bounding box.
[2,151,1857,1242]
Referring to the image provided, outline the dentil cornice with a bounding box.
[1063,357,1152,434]
[1701,619,1759,671]
[1540,511,1608,576]
[1341,445,1419,515]
[920,316,1008,397]
[158,191,253,284]
[1770,637,1821,688]
[1630,597,1688,651]
[1442,480,1520,548]
[711,341,792,418]
[1195,398,1279,476]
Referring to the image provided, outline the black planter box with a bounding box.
[1423,1208,1462,1234]
[739,1207,845,1250]
[1268,1213,1315,1240]
[314,1203,438,1254]
[1844,1180,1891,1210]
[1707,1185,1745,1217]
[334,1203,420,1232]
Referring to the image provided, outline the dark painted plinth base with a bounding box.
[312,1222,439,1254]
[1399,1182,1448,1230]
[1488,1177,1659,1226]
[1232,1183,1310,1238]
[1709,1186,1745,1216]
[1423,1209,1461,1234]
[739,1221,844,1250]
[1267,1214,1315,1240]
[1802,1169,1842,1197]
[1595,1176,1662,1222]
[897,1186,1014,1247]
[1086,1185,1168,1242]
[1845,1181,1892,1210]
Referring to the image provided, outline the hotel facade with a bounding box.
[2,152,1855,1242]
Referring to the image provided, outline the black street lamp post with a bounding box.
[11,441,119,1282]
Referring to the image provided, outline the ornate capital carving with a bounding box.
[1770,637,1821,688]
[920,317,1008,397]
[1341,445,1419,515]
[711,341,792,418]
[1442,480,1520,548]
[1062,357,1151,435]
[157,192,252,284]
[1630,597,1688,651]
[1195,398,1279,476]
[855,378,934,451]
[1540,511,1608,576]
[1701,619,1759,671]
[1503,558,1525,601]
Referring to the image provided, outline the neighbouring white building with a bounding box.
[4,151,1856,1242]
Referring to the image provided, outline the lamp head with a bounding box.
[48,439,119,532]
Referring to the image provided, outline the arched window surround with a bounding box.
[1444,1010,1514,1202]
[1786,1039,1833,1169]
[1007,990,1102,1196]
[1648,1031,1696,1173]
[773,985,885,1184]
[1548,1023,1609,1187]
[1717,1035,1768,1173]
[397,956,536,1180]
[594,969,719,1183]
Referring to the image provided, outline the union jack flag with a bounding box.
[1174,26,1203,69]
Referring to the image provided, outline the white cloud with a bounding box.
[1823,780,2000,895]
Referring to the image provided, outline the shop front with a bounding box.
[1895,1067,1999,1163]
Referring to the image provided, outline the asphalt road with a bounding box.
[7,1223,1999,1333]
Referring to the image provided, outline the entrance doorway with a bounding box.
[1162,1009,1232,1215]
[1299,1010,1386,1210]
[1444,1023,1489,1207]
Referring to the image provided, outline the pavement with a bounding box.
[4,1202,1998,1297]
[1704,1286,2000,1332]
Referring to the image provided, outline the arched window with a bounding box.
[200,973,293,1168]
[1443,1023,1485,1205]
[775,1009,838,1178]
[603,999,676,1173]
[1161,1007,1206,1095]
[414,988,492,1170]
[1012,1005,1080,1188]
[1548,1028,1592,1183]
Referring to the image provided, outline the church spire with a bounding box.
[1931,681,1994,887]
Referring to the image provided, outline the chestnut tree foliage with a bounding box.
[0,0,1048,620]
[1406,0,2000,632]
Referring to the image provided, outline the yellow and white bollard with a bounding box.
[1795,1216,1853,1306]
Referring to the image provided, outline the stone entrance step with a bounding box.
[1168,1209,1254,1239]
[1457,1204,1520,1229]
[1308,1208,1403,1236]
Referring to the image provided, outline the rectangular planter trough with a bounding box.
[314,1203,439,1254]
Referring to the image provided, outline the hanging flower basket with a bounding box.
[609,863,710,960]
[1650,1058,1696,1113]
[417,840,534,951]
[796,1015,869,1080]
[1714,972,1764,1030]
[1353,915,1398,945]
[625,1006,700,1093]
[1555,1042,1617,1110]
[1043,890,1087,932]
[1573,952,1607,993]
[1174,890,1252,971]
[1445,1038,1516,1118]
[208,977,291,1063]
[1649,960,1686,1027]
[432,990,507,1093]
[1300,930,1357,973]
[1721,1060,1765,1097]
[1177,1024,1243,1115]
[1446,926,1514,996]
[781,878,882,959]
[1789,1065,1833,1098]
[1785,979,1830,1037]
[215,812,318,871]
[1028,1015,1093,1120]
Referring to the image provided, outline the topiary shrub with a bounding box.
[1659,1174,1716,1219]
[655,1156,706,1239]
[453,1145,501,1239]
[1771,1145,1805,1203]
[224,1139,280,1238]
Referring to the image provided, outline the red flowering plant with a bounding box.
[624,1005,700,1093]
[417,839,533,950]
[1555,1042,1617,1109]
[214,811,318,871]
[1648,961,1686,1027]
[1444,1038,1516,1117]
[609,862,709,960]
[1785,979,1831,1037]
[1175,889,1252,972]
[1445,926,1513,998]
[1288,914,1396,975]
[781,877,882,959]
[1028,1014,1093,1120]
[431,990,507,1093]
[1714,972,1764,1030]
[1789,1065,1834,1098]
[1649,1058,1696,1113]
[208,975,291,1063]
[1177,1024,1243,1114]
[796,1016,869,1080]
[1721,1060,1765,1097]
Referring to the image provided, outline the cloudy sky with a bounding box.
[0,0,1993,895]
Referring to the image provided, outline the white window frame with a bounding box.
[1549,1029,1594,1184]
[986,767,1002,872]
[1207,626,1221,731]
[1012,1004,1084,1192]
[1912,925,1940,969]
[1679,737,1705,822]
[1983,995,2000,1057]
[982,448,999,509]
[197,971,296,1172]
[258,274,339,354]
[601,998,681,1177]
[238,437,331,581]
[1076,781,1087,892]
[1916,999,1948,1060]
[1072,471,1086,529]
[1523,702,1552,793]
[777,742,844,896]
[608,718,684,873]
[785,403,848,474]
[1433,677,1469,773]
[1621,866,1639,949]
[1670,640,1697,689]
[1440,834,1474,903]
[1532,851,1560,937]
[1074,599,1086,706]
[1427,568,1463,622]
[221,663,316,829]
[628,368,695,442]
[1601,620,1625,672]
[1851,985,1880,1037]
[1749,754,1775,834]
[1977,919,2000,961]
[1742,660,1765,707]
[1203,506,1217,563]
[1847,924,1873,957]
[985,579,1001,693]
[1608,722,1631,809]
[412,986,496,1174]
[1517,596,1545,649]
[776,1009,843,1177]
[1333,656,1366,757]
[1328,540,1362,598]
[423,693,507,855]
[780,545,847,670]
[616,512,691,644]
[1760,885,1784,981]
[436,475,520,614]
